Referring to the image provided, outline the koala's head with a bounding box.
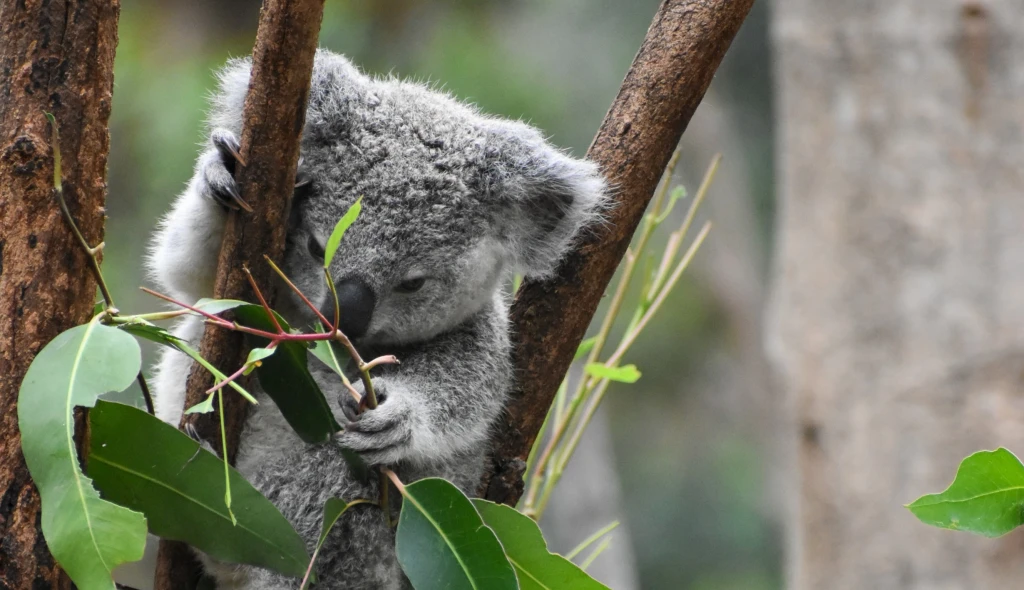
[210,50,606,345]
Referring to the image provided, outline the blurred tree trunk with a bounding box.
[0,0,120,588]
[769,1,1024,588]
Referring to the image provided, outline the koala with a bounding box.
[147,49,606,589]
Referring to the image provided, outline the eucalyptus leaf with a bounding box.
[395,478,517,590]
[583,363,641,384]
[193,298,251,315]
[574,337,598,362]
[232,305,340,443]
[309,337,348,379]
[324,196,362,268]
[185,395,216,415]
[300,497,369,590]
[244,346,277,376]
[88,401,310,577]
[907,448,1024,537]
[473,500,609,590]
[18,321,147,590]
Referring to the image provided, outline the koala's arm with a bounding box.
[148,131,242,304]
[337,301,511,468]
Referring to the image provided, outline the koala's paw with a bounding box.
[202,129,250,212]
[336,384,414,466]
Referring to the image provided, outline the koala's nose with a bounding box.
[320,278,376,338]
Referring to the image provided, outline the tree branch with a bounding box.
[480,0,756,505]
[154,1,325,588]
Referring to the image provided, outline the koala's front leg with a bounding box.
[335,308,512,471]
[147,129,245,304]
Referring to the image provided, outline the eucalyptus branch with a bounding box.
[265,256,379,409]
[45,112,155,416]
[148,258,396,524]
[521,153,717,521]
[522,150,683,512]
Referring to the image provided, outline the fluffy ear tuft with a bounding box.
[484,121,609,279]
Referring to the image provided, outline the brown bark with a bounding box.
[0,0,120,587]
[154,0,325,587]
[481,0,757,505]
[770,1,1024,588]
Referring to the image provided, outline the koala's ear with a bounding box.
[484,123,609,279]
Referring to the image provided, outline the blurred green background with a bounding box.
[104,1,777,588]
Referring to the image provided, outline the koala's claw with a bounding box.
[212,129,246,171]
[339,385,388,422]
[336,386,412,465]
[341,394,360,423]
[205,130,253,212]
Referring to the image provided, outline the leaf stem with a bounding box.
[243,266,284,335]
[565,520,620,560]
[46,112,117,310]
[46,112,157,416]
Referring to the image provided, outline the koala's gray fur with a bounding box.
[147,49,606,589]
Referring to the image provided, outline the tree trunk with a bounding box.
[769,1,1024,588]
[0,0,120,587]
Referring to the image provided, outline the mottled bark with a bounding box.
[482,0,757,505]
[0,0,120,587]
[769,1,1024,588]
[154,1,325,588]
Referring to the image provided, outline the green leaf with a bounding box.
[118,321,258,405]
[185,395,216,415]
[299,498,369,590]
[192,298,250,315]
[232,305,340,443]
[472,500,609,590]
[18,321,147,590]
[309,335,348,379]
[324,196,362,268]
[244,346,276,376]
[574,337,597,362]
[907,448,1024,537]
[395,478,517,590]
[88,401,310,577]
[583,363,641,384]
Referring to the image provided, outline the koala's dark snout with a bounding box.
[322,278,375,338]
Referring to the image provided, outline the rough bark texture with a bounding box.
[482,0,756,505]
[0,1,120,588]
[768,1,1024,588]
[154,1,325,588]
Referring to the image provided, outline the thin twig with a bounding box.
[46,112,117,310]
[244,266,284,334]
[522,150,683,513]
[364,355,400,371]
[46,112,157,416]
[265,255,334,329]
[137,371,156,415]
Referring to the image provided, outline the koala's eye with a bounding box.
[395,277,426,294]
[307,235,326,262]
